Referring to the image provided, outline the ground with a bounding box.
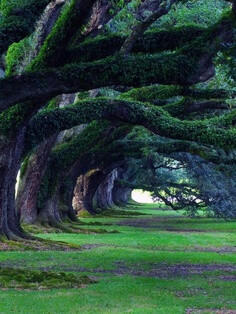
[0,204,235,313]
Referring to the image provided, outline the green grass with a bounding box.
[38,226,236,250]
[0,204,235,313]
[0,277,235,314]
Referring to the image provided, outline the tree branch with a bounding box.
[26,98,236,150]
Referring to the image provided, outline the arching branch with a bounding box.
[27,98,236,150]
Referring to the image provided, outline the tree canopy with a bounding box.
[0,0,235,240]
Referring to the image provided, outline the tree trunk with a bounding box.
[0,131,29,240]
[36,176,79,232]
[37,182,63,227]
[112,186,125,206]
[59,180,78,222]
[17,136,57,224]
[17,94,75,224]
[73,170,109,214]
[96,183,110,209]
[121,188,132,204]
[96,169,118,209]
[112,180,132,207]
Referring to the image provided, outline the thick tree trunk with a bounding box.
[59,180,78,222]
[122,188,132,204]
[0,1,71,235]
[96,183,110,209]
[17,94,75,224]
[72,175,84,214]
[113,186,132,206]
[112,167,126,206]
[96,169,118,209]
[36,177,79,232]
[73,170,110,214]
[0,131,29,240]
[17,136,57,224]
[36,183,63,227]
[67,201,78,222]
[112,186,124,206]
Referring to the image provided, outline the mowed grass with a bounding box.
[0,204,235,313]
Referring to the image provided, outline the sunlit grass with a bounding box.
[0,203,235,313]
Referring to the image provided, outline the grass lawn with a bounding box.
[0,204,235,313]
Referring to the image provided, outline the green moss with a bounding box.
[47,96,62,109]
[5,38,26,76]
[179,9,235,60]
[1,0,49,16]
[78,210,94,218]
[0,267,96,290]
[5,35,35,76]
[120,85,182,101]
[27,97,236,151]
[67,25,205,63]
[3,9,234,141]
[28,0,89,70]
[0,101,39,137]
[50,120,110,170]
[120,85,236,102]
[0,0,51,53]
[20,155,30,178]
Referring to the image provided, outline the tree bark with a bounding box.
[17,94,75,224]
[73,169,113,214]
[36,182,63,228]
[58,179,78,222]
[73,172,100,214]
[17,136,58,224]
[113,186,132,206]
[96,169,118,209]
[112,167,132,207]
[0,131,29,240]
[35,0,66,54]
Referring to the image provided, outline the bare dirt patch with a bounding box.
[107,262,236,279]
[186,309,236,314]
[117,217,204,231]
[141,245,236,254]
[26,262,236,280]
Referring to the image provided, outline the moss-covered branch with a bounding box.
[0,54,221,113]
[27,98,236,150]
[162,99,229,118]
[121,85,236,101]
[67,25,205,63]
[29,0,97,70]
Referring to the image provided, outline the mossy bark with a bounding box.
[36,182,63,228]
[73,170,113,214]
[17,136,58,224]
[0,131,30,240]
[58,181,78,222]
[96,169,118,209]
